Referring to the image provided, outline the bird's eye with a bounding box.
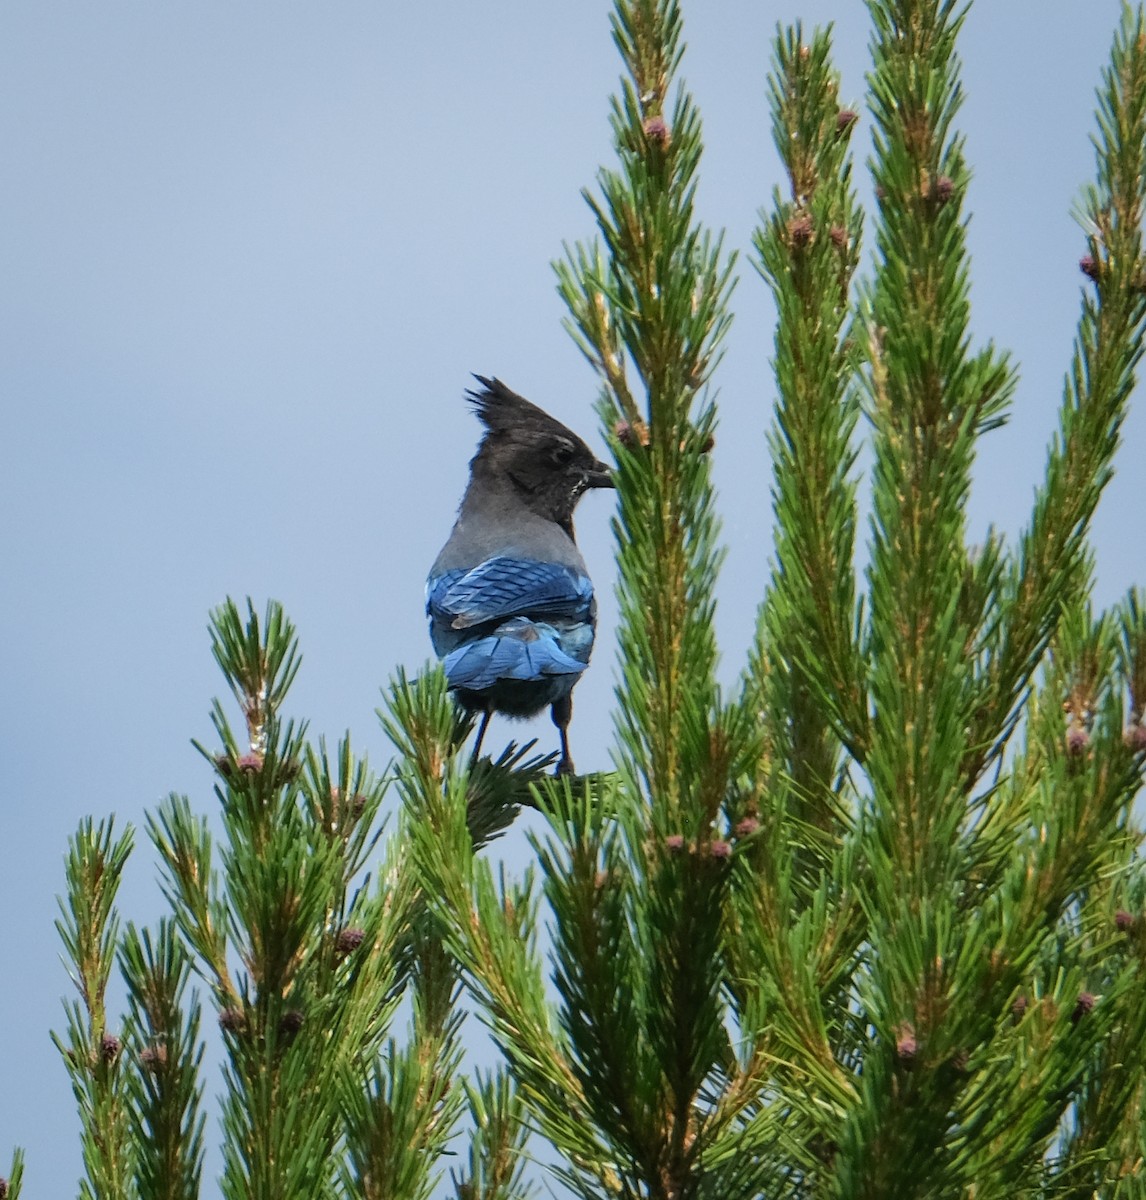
[551,443,575,466]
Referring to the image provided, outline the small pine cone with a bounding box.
[335,927,366,957]
[933,175,955,205]
[642,115,669,145]
[278,1009,305,1041]
[1123,724,1146,752]
[664,834,686,855]
[0,1176,8,1199]
[1072,992,1096,1024]
[615,419,650,449]
[218,1007,246,1035]
[1115,909,1136,932]
[829,225,848,249]
[895,1023,918,1062]
[237,752,265,775]
[836,109,858,135]
[707,839,732,861]
[734,816,760,839]
[276,757,302,783]
[788,214,814,247]
[1065,726,1090,756]
[140,1044,169,1073]
[100,1033,121,1065]
[1012,994,1028,1020]
[1079,255,1100,281]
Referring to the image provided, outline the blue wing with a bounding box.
[426,557,597,703]
[427,557,594,630]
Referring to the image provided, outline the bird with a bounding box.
[426,376,613,776]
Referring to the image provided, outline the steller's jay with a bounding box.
[427,377,613,776]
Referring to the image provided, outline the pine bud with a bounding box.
[1072,992,1096,1024]
[895,1023,918,1062]
[788,214,814,247]
[615,419,650,449]
[335,927,366,957]
[1079,255,1100,281]
[219,1007,246,1035]
[933,175,955,205]
[1123,725,1146,752]
[642,115,669,145]
[733,816,760,839]
[1115,909,1135,932]
[836,109,858,135]
[829,225,848,249]
[278,1009,305,1041]
[1011,994,1028,1020]
[214,752,265,779]
[1065,726,1090,756]
[0,1177,8,1199]
[140,1044,168,1073]
[664,834,686,855]
[100,1033,121,1065]
[708,839,732,860]
[276,757,302,783]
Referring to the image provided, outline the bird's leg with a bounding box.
[470,707,493,767]
[551,695,574,777]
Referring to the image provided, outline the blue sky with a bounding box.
[1,1,1141,1193]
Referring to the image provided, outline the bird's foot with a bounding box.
[554,754,576,778]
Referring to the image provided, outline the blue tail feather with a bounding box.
[443,617,587,693]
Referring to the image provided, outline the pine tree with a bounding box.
[17,1,1146,1198]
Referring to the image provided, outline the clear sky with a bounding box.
[1,1,1141,1193]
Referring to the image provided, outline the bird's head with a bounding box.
[467,376,613,532]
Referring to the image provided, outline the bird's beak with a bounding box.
[584,460,615,489]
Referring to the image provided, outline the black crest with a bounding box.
[467,376,583,445]
[464,375,612,528]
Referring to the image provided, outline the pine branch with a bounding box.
[340,923,466,1200]
[862,0,1016,894]
[548,5,784,1197]
[970,3,1146,781]
[842,0,1023,1192]
[555,0,734,822]
[752,22,867,785]
[451,1071,537,1200]
[151,599,413,1200]
[53,818,136,1200]
[119,921,205,1200]
[387,669,617,1193]
[0,1151,25,1200]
